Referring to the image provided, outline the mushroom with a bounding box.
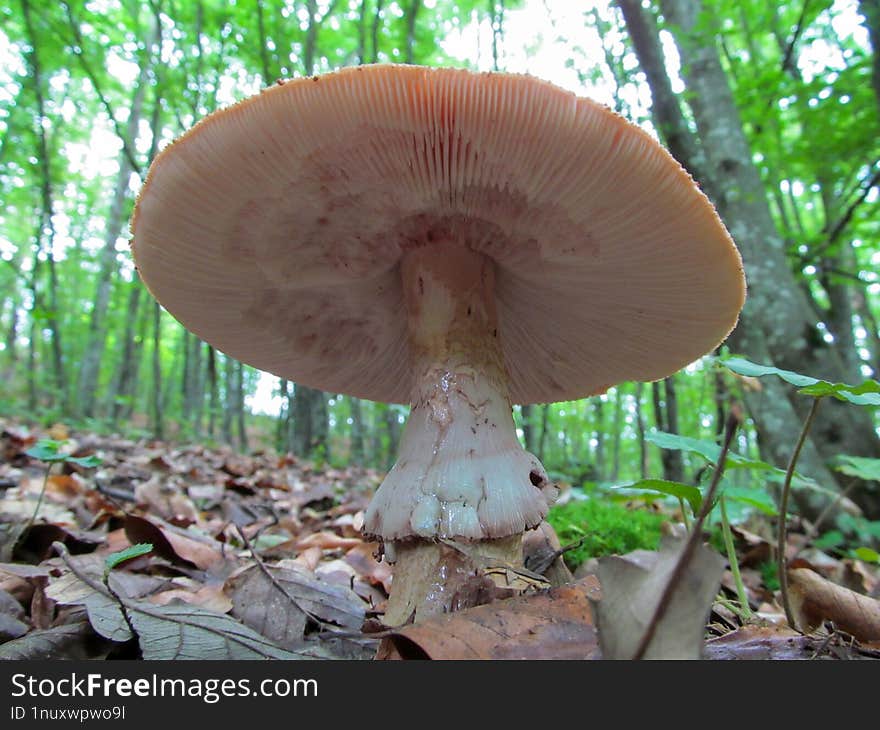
[131,65,745,625]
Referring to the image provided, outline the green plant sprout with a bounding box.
[23,439,103,533]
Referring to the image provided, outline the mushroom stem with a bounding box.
[365,243,557,624]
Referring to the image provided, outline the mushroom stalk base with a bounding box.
[382,535,523,626]
[364,243,557,624]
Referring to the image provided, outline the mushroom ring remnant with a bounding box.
[132,64,746,624]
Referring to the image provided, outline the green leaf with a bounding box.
[25,440,102,467]
[721,356,880,406]
[105,543,154,572]
[25,440,67,463]
[834,455,880,482]
[813,530,845,550]
[719,484,778,516]
[67,454,103,468]
[646,431,773,471]
[852,547,880,564]
[615,479,702,515]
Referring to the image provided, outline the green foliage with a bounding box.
[615,478,702,514]
[721,357,880,406]
[25,440,102,468]
[546,497,666,570]
[759,560,781,593]
[105,544,154,573]
[834,455,880,482]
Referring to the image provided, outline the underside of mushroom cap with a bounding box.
[132,64,745,405]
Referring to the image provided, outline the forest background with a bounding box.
[1,0,879,537]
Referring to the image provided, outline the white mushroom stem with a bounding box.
[364,243,557,624]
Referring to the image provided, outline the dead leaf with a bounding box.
[293,546,324,572]
[344,542,392,593]
[0,620,109,660]
[226,562,364,650]
[522,521,574,587]
[295,531,363,552]
[703,625,818,660]
[376,576,602,660]
[150,584,233,613]
[124,514,226,571]
[81,589,323,659]
[788,567,880,641]
[592,536,725,659]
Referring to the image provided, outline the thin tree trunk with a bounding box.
[594,398,605,482]
[206,345,218,438]
[520,403,537,454]
[537,403,550,463]
[404,0,421,64]
[383,404,400,470]
[222,355,234,444]
[635,382,648,479]
[611,387,623,482]
[77,25,155,418]
[349,396,365,462]
[22,0,67,412]
[150,301,163,439]
[110,284,142,425]
[235,361,248,451]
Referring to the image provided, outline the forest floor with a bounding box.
[0,419,878,661]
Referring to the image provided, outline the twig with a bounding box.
[632,410,740,660]
[778,397,822,631]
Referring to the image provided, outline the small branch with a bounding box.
[778,397,822,631]
[632,409,740,660]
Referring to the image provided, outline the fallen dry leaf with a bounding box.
[704,624,819,660]
[788,567,880,641]
[344,542,392,593]
[376,576,602,660]
[226,561,364,650]
[592,537,725,659]
[124,514,226,571]
[295,531,364,552]
[150,584,233,614]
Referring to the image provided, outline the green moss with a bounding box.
[547,498,666,570]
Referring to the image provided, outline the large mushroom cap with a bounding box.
[132,64,745,405]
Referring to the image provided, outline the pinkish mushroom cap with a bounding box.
[131,64,745,406]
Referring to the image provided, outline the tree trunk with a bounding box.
[76,27,154,419]
[635,382,648,479]
[593,398,605,481]
[349,396,365,463]
[404,0,421,64]
[619,0,878,516]
[109,284,142,425]
[22,0,67,413]
[150,301,163,439]
[610,387,623,482]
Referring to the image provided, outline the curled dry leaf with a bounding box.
[376,576,602,660]
[344,542,393,593]
[123,514,226,571]
[788,567,880,641]
[592,536,725,660]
